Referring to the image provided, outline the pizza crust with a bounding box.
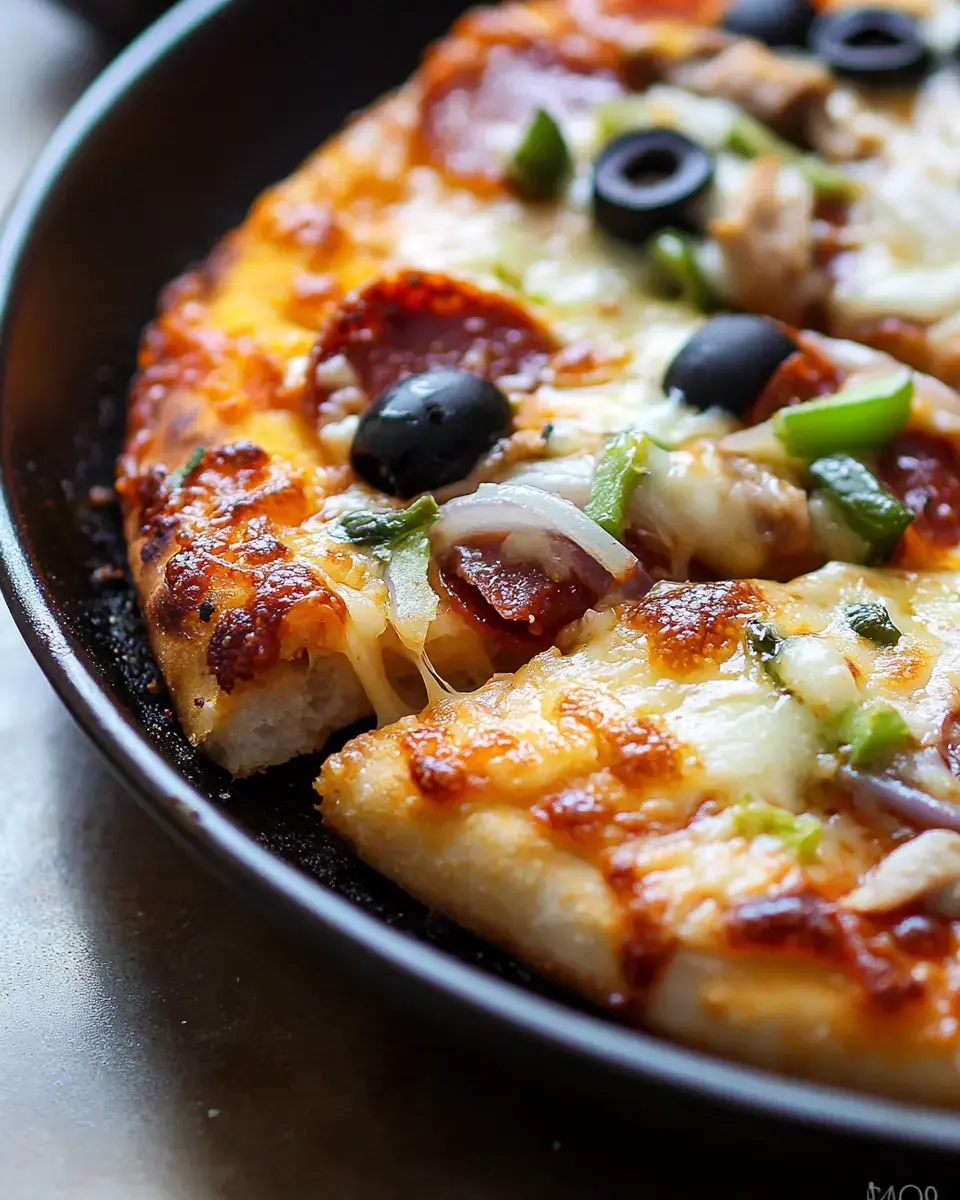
[321,723,627,1003]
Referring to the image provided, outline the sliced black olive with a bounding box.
[722,0,816,47]
[809,8,931,88]
[350,368,513,498]
[591,129,714,245]
[663,314,798,417]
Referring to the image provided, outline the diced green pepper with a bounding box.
[647,228,715,311]
[773,370,913,458]
[726,113,860,200]
[585,431,648,541]
[509,109,572,201]
[745,619,783,665]
[843,602,902,647]
[336,495,440,556]
[732,798,822,862]
[808,455,913,564]
[167,446,205,490]
[841,701,910,767]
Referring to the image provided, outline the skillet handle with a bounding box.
[55,0,176,42]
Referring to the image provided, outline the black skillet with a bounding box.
[4,0,960,1152]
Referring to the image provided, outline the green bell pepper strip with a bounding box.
[336,495,440,556]
[509,109,572,201]
[585,431,649,541]
[647,228,715,311]
[808,455,913,564]
[726,113,860,200]
[773,370,913,458]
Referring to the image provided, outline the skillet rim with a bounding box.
[3,0,960,1150]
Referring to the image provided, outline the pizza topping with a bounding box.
[843,602,902,647]
[309,272,556,419]
[420,37,622,189]
[433,483,639,582]
[721,0,816,49]
[667,38,832,145]
[591,129,714,244]
[337,496,442,656]
[663,314,797,417]
[508,107,572,200]
[350,368,514,498]
[336,495,441,553]
[877,432,960,547]
[840,700,911,768]
[727,893,840,954]
[746,334,844,425]
[584,430,650,541]
[837,767,960,833]
[647,228,716,310]
[731,797,822,861]
[808,455,914,563]
[773,369,913,458]
[725,111,858,200]
[440,537,607,643]
[710,156,822,325]
[843,831,960,913]
[810,8,931,90]
[166,445,206,491]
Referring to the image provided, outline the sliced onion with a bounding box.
[837,766,960,833]
[432,483,637,581]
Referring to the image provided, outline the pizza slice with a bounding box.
[320,562,960,1102]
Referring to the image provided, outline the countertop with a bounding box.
[1,2,958,1196]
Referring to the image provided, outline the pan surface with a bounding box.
[4,0,960,1149]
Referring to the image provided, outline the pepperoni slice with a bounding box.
[747,333,843,425]
[308,271,557,414]
[878,432,960,548]
[437,535,609,653]
[419,29,623,189]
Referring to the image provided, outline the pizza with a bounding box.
[117,0,960,1100]
[321,564,960,1102]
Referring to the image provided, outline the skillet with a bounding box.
[5,0,960,1151]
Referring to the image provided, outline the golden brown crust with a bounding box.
[319,566,960,1101]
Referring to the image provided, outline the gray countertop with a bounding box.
[1,3,957,1195]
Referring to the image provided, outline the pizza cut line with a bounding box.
[117,0,960,1101]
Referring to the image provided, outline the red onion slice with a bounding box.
[837,766,960,833]
[433,483,638,582]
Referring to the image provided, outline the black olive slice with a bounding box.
[592,129,714,245]
[663,315,798,417]
[722,0,816,48]
[810,8,931,88]
[350,369,513,498]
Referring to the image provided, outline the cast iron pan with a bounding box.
[4,0,960,1151]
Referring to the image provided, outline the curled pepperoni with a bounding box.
[420,33,623,189]
[307,271,557,417]
[878,432,960,548]
[437,535,610,653]
[747,333,843,425]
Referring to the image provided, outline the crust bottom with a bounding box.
[200,652,370,776]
